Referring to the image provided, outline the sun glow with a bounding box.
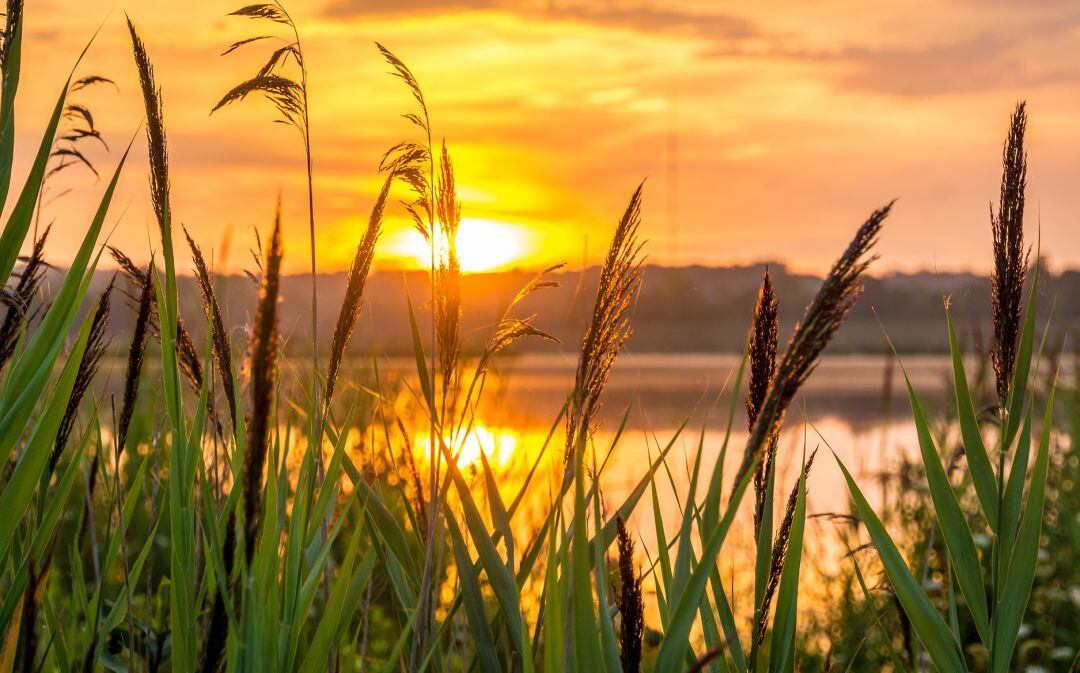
[387,218,533,273]
[413,425,520,468]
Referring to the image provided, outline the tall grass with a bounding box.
[0,6,1071,673]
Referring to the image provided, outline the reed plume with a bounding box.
[754,450,817,648]
[35,76,114,236]
[397,417,428,538]
[323,172,393,416]
[617,514,644,673]
[0,225,48,370]
[0,0,22,91]
[213,3,307,139]
[731,203,891,500]
[185,227,237,427]
[110,246,220,432]
[215,2,321,456]
[749,268,779,535]
[375,44,441,669]
[990,101,1028,404]
[50,280,113,472]
[243,204,283,564]
[45,76,114,182]
[116,261,154,457]
[434,141,462,400]
[564,183,645,466]
[191,224,240,673]
[127,18,170,242]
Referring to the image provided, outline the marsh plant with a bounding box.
[0,3,1072,672]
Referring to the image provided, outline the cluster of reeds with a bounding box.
[833,101,1054,673]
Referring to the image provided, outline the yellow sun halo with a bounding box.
[413,425,520,467]
[387,218,532,273]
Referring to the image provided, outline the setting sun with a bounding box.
[386,218,533,273]
[413,424,520,468]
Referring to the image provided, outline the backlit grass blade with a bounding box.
[542,506,565,673]
[570,435,604,673]
[895,351,990,643]
[653,452,757,673]
[479,448,514,568]
[946,307,998,528]
[406,290,435,414]
[447,515,502,673]
[0,310,92,568]
[440,439,532,671]
[702,353,746,530]
[997,404,1032,591]
[299,534,375,673]
[0,140,131,461]
[768,453,808,673]
[990,382,1055,673]
[848,548,906,672]
[591,451,622,673]
[0,3,24,210]
[835,453,967,673]
[669,430,705,609]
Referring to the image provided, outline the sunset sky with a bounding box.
[12,0,1080,274]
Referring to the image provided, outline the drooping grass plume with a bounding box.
[730,202,891,499]
[617,514,644,673]
[0,225,48,370]
[50,279,112,472]
[185,227,237,427]
[35,77,114,236]
[243,204,283,564]
[323,172,392,416]
[116,261,154,457]
[215,2,321,456]
[463,264,563,415]
[749,268,779,535]
[565,183,645,465]
[990,101,1028,404]
[213,4,307,137]
[754,449,817,648]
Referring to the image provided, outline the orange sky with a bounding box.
[11,0,1080,274]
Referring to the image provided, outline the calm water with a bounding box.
[376,352,954,569]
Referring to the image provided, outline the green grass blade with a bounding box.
[899,359,990,643]
[0,141,130,461]
[834,453,966,673]
[768,454,808,673]
[299,536,375,673]
[447,516,502,673]
[0,311,91,566]
[946,307,998,528]
[0,7,24,209]
[542,506,565,673]
[479,448,514,569]
[441,441,532,671]
[591,452,622,673]
[570,436,603,673]
[848,548,906,673]
[990,382,1054,673]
